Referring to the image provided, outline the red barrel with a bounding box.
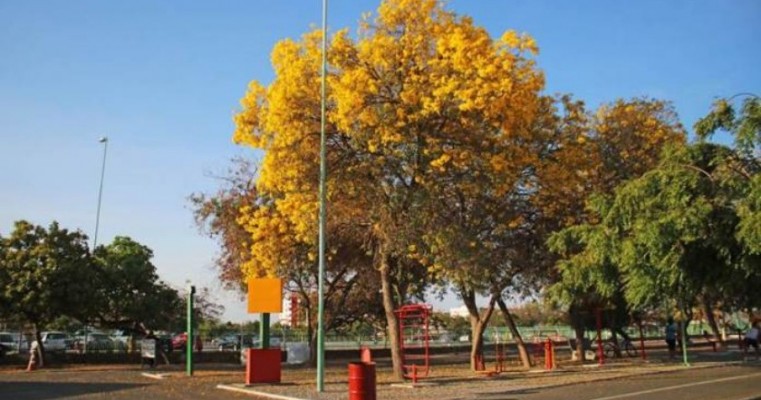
[348,362,376,400]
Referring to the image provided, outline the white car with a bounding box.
[0,332,20,356]
[36,331,70,352]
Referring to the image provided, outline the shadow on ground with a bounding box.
[0,381,147,400]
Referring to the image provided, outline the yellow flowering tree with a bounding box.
[233,0,545,378]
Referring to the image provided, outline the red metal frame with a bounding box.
[395,304,432,381]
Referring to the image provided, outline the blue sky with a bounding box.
[1,0,759,322]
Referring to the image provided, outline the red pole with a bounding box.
[596,308,604,366]
[551,340,556,369]
[638,321,647,361]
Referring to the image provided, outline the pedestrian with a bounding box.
[145,330,157,368]
[743,321,759,360]
[195,335,203,353]
[26,338,41,371]
[665,317,677,360]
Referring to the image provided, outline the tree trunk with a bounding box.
[33,324,45,368]
[306,304,316,367]
[379,250,403,380]
[462,289,496,371]
[496,297,532,368]
[702,294,722,344]
[570,306,587,363]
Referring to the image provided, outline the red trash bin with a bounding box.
[348,362,376,400]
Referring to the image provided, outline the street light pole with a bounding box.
[93,136,108,249]
[316,0,328,392]
[85,136,108,355]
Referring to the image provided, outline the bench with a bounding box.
[702,332,720,352]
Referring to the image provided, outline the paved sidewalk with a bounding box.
[0,349,754,399]
[215,351,756,400]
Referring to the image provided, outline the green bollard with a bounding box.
[187,285,196,376]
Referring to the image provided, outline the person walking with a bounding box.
[665,317,677,360]
[743,321,759,360]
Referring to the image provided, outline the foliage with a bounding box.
[431,312,470,338]
[504,301,569,326]
[174,286,225,333]
[549,142,760,313]
[0,221,95,329]
[190,158,258,292]
[695,95,760,156]
[91,236,184,332]
[231,0,550,376]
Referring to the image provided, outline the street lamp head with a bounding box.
[99,136,108,143]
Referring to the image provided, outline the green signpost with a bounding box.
[187,285,195,376]
[260,313,270,348]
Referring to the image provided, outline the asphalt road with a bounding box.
[0,363,758,400]
[500,364,761,400]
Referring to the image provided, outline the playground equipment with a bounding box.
[395,304,432,382]
[475,331,507,376]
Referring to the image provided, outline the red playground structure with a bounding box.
[395,304,432,382]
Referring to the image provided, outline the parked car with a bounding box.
[73,333,115,351]
[0,332,22,353]
[36,331,71,352]
[212,334,240,351]
[110,330,133,350]
[171,333,203,350]
[171,333,187,350]
[212,334,259,351]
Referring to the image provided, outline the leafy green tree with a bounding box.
[550,142,760,340]
[695,94,761,254]
[695,94,760,156]
[540,98,685,360]
[92,236,183,334]
[0,221,95,361]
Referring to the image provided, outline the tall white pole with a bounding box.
[317,0,328,392]
[93,136,108,248]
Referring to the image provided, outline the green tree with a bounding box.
[0,221,95,361]
[92,236,183,334]
[550,142,760,340]
[695,94,760,156]
[695,94,761,254]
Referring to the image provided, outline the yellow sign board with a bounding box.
[247,278,283,313]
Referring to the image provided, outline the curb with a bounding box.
[217,384,306,400]
[141,372,172,380]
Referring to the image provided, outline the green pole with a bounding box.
[187,285,195,376]
[260,313,270,348]
[317,0,328,393]
[678,296,690,366]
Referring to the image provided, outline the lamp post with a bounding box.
[93,136,108,248]
[84,136,108,355]
[316,0,328,392]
